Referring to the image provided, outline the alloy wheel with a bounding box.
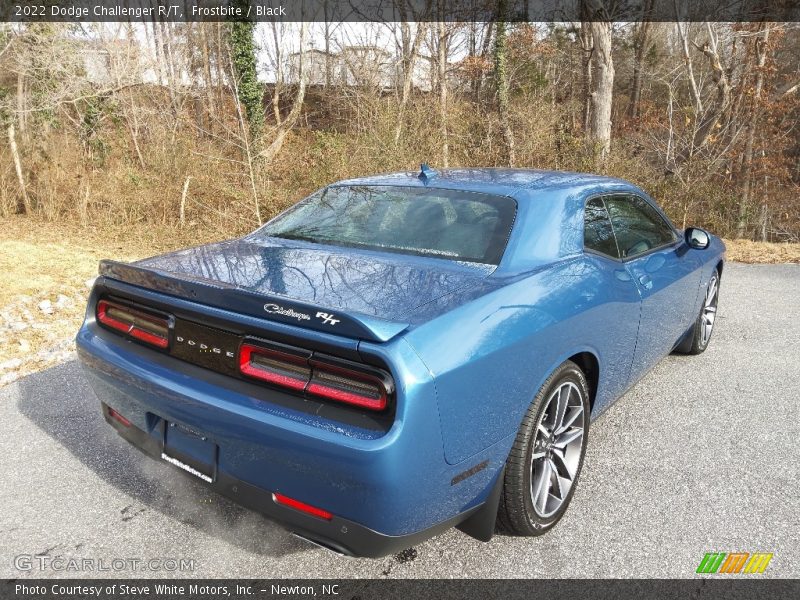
[529,381,586,518]
[701,274,719,346]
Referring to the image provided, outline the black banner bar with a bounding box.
[3,580,800,600]
[1,0,799,23]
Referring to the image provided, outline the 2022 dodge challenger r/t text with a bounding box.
[76,167,725,557]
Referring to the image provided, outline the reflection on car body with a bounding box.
[76,166,725,557]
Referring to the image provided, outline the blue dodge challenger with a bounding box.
[76,167,725,557]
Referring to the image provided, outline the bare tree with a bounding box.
[7,122,29,213]
[737,24,771,238]
[590,19,614,160]
[435,4,449,167]
[627,0,656,119]
[494,0,515,165]
[258,22,308,165]
[393,0,431,145]
[229,61,263,225]
[673,22,732,174]
[579,20,593,134]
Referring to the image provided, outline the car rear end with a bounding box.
[75,177,523,556]
[76,273,475,557]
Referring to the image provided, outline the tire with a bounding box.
[496,360,590,536]
[676,270,720,355]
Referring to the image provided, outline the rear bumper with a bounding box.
[76,316,503,557]
[99,402,476,557]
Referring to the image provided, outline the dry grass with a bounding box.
[722,238,800,264]
[0,216,225,385]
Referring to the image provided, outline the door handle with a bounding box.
[638,274,653,290]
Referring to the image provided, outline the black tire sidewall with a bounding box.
[503,361,591,535]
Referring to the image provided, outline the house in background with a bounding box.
[286,44,433,90]
[285,48,333,86]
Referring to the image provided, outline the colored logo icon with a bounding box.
[696,552,773,574]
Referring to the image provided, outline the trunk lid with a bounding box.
[99,237,493,342]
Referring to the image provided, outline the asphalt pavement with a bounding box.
[1,263,798,578]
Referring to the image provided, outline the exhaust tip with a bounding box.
[290,533,349,557]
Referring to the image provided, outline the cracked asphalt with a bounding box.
[0,263,798,578]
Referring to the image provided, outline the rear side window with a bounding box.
[604,195,677,258]
[584,197,620,258]
[256,185,517,265]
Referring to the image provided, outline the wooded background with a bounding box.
[1,7,799,242]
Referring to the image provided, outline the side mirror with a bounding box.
[685,227,710,250]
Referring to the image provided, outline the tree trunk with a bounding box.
[737,25,769,239]
[590,21,614,161]
[627,19,652,120]
[126,108,146,169]
[180,176,191,226]
[675,24,731,170]
[478,21,495,98]
[394,22,428,145]
[323,0,332,88]
[215,24,227,117]
[8,123,30,214]
[230,11,266,140]
[150,20,165,87]
[271,22,283,126]
[579,20,593,134]
[494,3,515,166]
[437,14,449,167]
[16,72,27,145]
[628,52,644,120]
[161,21,177,108]
[259,22,308,165]
[200,24,216,127]
[231,75,262,225]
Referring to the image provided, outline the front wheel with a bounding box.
[496,361,590,536]
[677,270,720,355]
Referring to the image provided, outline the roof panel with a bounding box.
[332,168,631,198]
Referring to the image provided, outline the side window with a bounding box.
[604,195,677,258]
[584,197,620,258]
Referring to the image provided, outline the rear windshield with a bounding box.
[256,185,517,265]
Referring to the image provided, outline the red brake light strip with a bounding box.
[239,344,309,390]
[97,300,169,349]
[238,343,390,411]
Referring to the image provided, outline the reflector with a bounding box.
[272,492,333,521]
[107,407,131,427]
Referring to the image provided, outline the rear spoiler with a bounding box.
[98,260,409,343]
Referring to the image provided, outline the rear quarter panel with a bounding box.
[403,256,641,465]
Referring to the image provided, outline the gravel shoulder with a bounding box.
[0,217,211,386]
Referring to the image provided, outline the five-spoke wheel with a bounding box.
[700,273,719,347]
[497,360,590,535]
[677,269,721,355]
[530,382,586,518]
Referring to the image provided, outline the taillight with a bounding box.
[307,361,389,411]
[96,299,170,349]
[239,343,311,391]
[272,492,333,521]
[238,341,392,412]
